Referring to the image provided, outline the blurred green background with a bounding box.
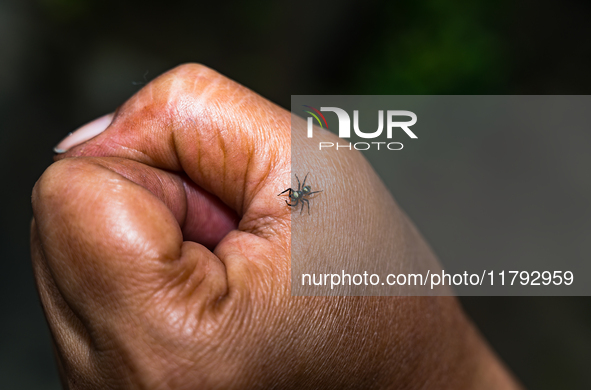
[2,0,591,388]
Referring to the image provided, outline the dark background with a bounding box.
[2,0,590,388]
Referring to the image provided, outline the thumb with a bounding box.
[58,63,291,222]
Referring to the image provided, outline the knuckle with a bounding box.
[32,159,102,216]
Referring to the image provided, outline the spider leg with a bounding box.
[286,200,294,206]
[278,188,293,196]
[302,198,310,215]
[302,172,309,188]
[307,190,323,195]
[295,174,301,191]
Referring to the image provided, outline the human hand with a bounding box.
[31,64,520,389]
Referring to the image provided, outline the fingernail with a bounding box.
[53,113,114,154]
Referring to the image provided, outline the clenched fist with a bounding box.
[31,64,520,389]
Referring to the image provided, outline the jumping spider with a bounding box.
[278,173,322,215]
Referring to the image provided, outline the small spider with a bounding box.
[278,173,322,215]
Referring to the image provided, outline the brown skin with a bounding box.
[31,64,521,389]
